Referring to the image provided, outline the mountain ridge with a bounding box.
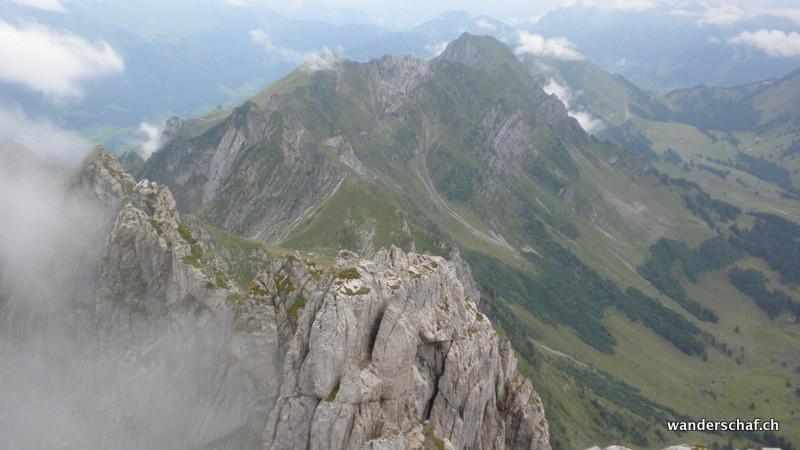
[137,33,773,448]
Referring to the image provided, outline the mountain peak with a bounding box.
[72,147,136,211]
[436,33,521,71]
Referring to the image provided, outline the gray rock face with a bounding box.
[535,94,570,127]
[72,146,136,212]
[62,151,279,448]
[162,116,184,141]
[143,100,346,242]
[255,247,550,450]
[449,246,480,305]
[99,178,232,312]
[352,54,429,115]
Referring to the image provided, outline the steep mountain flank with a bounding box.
[142,33,695,262]
[519,39,800,450]
[525,51,800,221]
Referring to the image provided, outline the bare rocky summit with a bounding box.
[250,247,549,449]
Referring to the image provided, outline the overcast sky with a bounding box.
[10,0,800,28]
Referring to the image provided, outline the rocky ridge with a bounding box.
[58,149,552,449]
[73,146,137,212]
[249,247,549,449]
[139,33,579,248]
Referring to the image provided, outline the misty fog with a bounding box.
[0,145,244,448]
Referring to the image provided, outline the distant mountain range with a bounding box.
[529,1,800,91]
[2,1,799,152]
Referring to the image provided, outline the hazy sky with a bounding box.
[263,0,800,28]
[6,0,555,28]
[7,0,800,28]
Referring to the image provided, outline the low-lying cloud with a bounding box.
[542,78,606,134]
[542,78,576,107]
[425,41,449,58]
[514,31,585,61]
[0,150,233,448]
[136,122,164,160]
[610,0,657,12]
[250,29,342,72]
[301,52,344,72]
[0,20,124,99]
[0,105,91,164]
[8,0,68,11]
[671,2,800,27]
[729,29,800,57]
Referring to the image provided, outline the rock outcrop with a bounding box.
[73,146,136,212]
[99,178,233,312]
[1,147,550,449]
[249,247,550,450]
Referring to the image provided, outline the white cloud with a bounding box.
[425,41,449,57]
[526,13,547,24]
[475,18,497,31]
[0,105,91,164]
[765,8,800,25]
[543,78,576,108]
[563,0,599,7]
[250,29,341,72]
[0,20,124,99]
[610,0,657,12]
[671,2,800,26]
[541,77,606,134]
[249,29,309,65]
[729,29,800,57]
[614,57,633,67]
[301,52,343,72]
[562,0,655,10]
[8,0,67,12]
[570,110,607,134]
[696,4,746,25]
[514,31,584,61]
[135,122,164,160]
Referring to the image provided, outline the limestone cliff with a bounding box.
[99,178,233,312]
[72,146,137,212]
[248,248,549,450]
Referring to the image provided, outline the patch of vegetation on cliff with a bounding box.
[638,236,740,323]
[728,267,800,319]
[465,241,706,356]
